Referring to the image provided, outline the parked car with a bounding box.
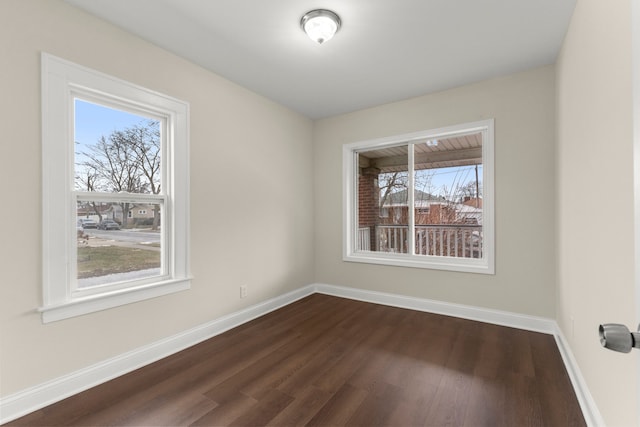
[78,218,98,229]
[98,219,121,230]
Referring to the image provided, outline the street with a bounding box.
[84,229,161,244]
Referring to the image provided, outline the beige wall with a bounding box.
[556,0,637,425]
[314,66,557,318]
[3,0,638,423]
[0,0,314,397]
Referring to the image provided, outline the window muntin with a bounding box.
[41,53,190,322]
[344,120,494,274]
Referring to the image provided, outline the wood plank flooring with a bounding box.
[7,294,586,426]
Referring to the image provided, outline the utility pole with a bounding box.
[475,164,479,208]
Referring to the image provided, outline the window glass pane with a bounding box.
[344,120,493,274]
[74,99,161,195]
[357,145,409,254]
[76,200,162,289]
[414,133,483,258]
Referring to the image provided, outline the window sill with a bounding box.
[39,277,192,323]
[344,252,494,275]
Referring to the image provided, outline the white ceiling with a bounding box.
[64,0,576,119]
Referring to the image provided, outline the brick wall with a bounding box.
[358,167,380,247]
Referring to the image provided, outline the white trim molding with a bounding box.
[553,326,606,427]
[0,285,315,424]
[0,283,602,425]
[313,283,603,427]
[41,53,191,322]
[314,283,553,333]
[632,0,640,425]
[343,119,495,275]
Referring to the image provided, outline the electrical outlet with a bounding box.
[240,285,247,299]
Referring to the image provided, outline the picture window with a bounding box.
[343,120,494,274]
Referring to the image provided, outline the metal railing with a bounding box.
[376,224,482,258]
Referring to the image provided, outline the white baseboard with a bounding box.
[313,282,604,427]
[1,282,602,426]
[0,285,315,424]
[313,283,556,333]
[553,326,606,427]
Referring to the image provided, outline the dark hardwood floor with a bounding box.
[7,294,586,426]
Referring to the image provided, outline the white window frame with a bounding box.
[343,119,495,274]
[41,53,191,323]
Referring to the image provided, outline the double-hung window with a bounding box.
[41,53,190,322]
[343,120,494,274]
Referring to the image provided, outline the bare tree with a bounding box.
[74,158,105,223]
[458,180,482,201]
[111,121,161,193]
[74,150,101,192]
[378,172,407,208]
[118,121,162,229]
[76,120,161,229]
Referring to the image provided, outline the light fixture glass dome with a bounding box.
[300,9,341,44]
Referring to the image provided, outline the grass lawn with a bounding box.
[78,246,160,278]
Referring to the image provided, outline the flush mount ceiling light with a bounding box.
[300,9,341,44]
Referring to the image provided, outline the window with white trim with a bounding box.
[41,53,191,322]
[343,120,494,274]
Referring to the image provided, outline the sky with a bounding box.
[382,164,483,200]
[418,165,483,198]
[73,99,161,193]
[74,98,482,198]
[74,99,149,151]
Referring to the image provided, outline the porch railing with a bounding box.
[357,227,371,251]
[376,224,482,258]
